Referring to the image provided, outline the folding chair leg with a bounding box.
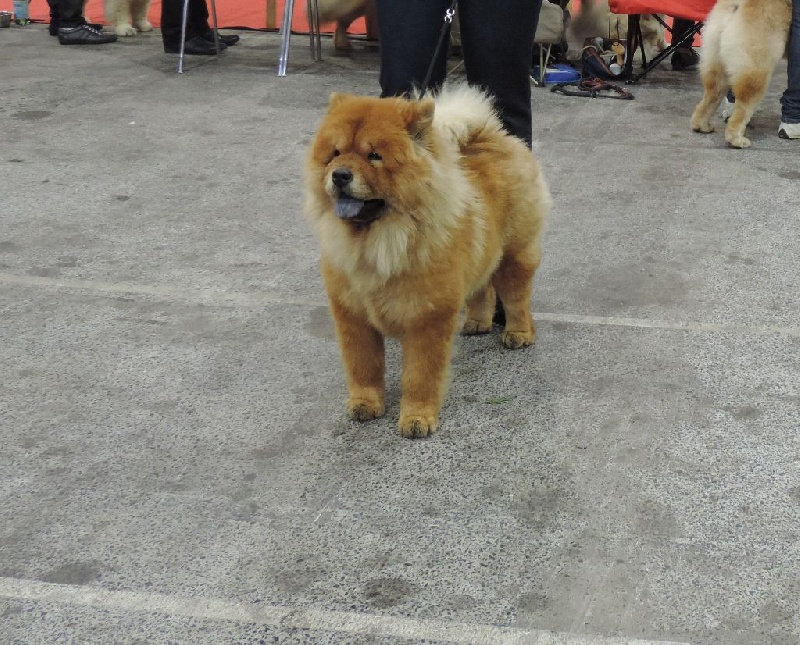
[623,15,703,84]
[178,0,190,73]
[208,0,220,55]
[531,44,551,87]
[277,0,295,76]
[177,0,221,73]
[622,15,640,82]
[307,0,322,62]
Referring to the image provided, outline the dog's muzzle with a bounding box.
[335,194,386,225]
[330,168,385,224]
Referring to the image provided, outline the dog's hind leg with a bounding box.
[726,70,772,148]
[691,62,728,134]
[108,0,136,36]
[131,0,152,32]
[492,244,540,350]
[462,284,495,335]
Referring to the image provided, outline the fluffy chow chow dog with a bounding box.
[691,0,792,148]
[305,85,550,438]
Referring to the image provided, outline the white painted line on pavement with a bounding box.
[0,577,690,645]
[2,271,797,338]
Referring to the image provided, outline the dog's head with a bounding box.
[306,93,435,227]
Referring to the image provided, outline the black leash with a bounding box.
[550,78,634,100]
[419,0,458,98]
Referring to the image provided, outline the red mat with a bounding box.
[26,0,367,33]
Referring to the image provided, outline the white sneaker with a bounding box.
[722,97,734,122]
[778,121,800,139]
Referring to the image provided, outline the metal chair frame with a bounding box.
[278,0,322,76]
[177,0,220,73]
[177,0,322,75]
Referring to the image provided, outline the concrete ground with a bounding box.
[1,24,798,645]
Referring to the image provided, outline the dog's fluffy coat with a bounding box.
[691,0,792,148]
[305,86,550,438]
[104,0,152,36]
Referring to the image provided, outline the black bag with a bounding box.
[581,37,626,80]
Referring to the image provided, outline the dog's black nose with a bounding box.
[331,168,353,188]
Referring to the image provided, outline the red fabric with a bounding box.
[608,0,714,22]
[27,0,367,33]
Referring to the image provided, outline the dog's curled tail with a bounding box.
[431,84,504,147]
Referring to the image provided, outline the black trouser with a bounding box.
[46,0,85,27]
[161,0,210,47]
[375,0,542,148]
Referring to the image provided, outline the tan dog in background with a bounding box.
[105,0,152,36]
[690,0,792,148]
[305,86,550,438]
[315,0,378,51]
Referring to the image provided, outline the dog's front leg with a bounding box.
[328,298,386,422]
[398,312,459,438]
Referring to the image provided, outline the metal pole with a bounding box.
[277,0,295,76]
[178,0,190,73]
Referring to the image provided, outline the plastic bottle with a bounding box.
[13,0,29,25]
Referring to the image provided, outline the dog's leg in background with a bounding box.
[328,298,386,423]
[130,0,152,32]
[462,284,496,335]
[398,312,460,438]
[106,0,136,35]
[492,245,540,350]
[691,62,729,135]
[725,71,773,148]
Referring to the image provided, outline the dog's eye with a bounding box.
[367,151,382,162]
[332,149,341,157]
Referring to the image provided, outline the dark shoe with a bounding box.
[164,35,227,55]
[671,46,699,71]
[199,30,239,46]
[50,19,103,36]
[58,24,118,45]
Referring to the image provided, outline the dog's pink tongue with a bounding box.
[335,196,364,220]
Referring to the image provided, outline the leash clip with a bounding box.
[444,7,455,23]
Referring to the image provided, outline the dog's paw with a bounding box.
[501,329,535,349]
[133,20,153,32]
[727,134,751,149]
[333,29,352,51]
[691,122,714,134]
[115,23,137,36]
[398,414,437,439]
[347,397,385,422]
[461,318,492,335]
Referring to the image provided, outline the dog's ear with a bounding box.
[404,98,435,140]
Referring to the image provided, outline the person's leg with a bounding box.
[160,0,185,48]
[193,0,240,46]
[191,0,210,34]
[56,0,117,43]
[55,0,87,26]
[161,0,223,53]
[47,0,59,34]
[457,0,541,147]
[374,0,451,97]
[670,17,699,70]
[780,0,800,137]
